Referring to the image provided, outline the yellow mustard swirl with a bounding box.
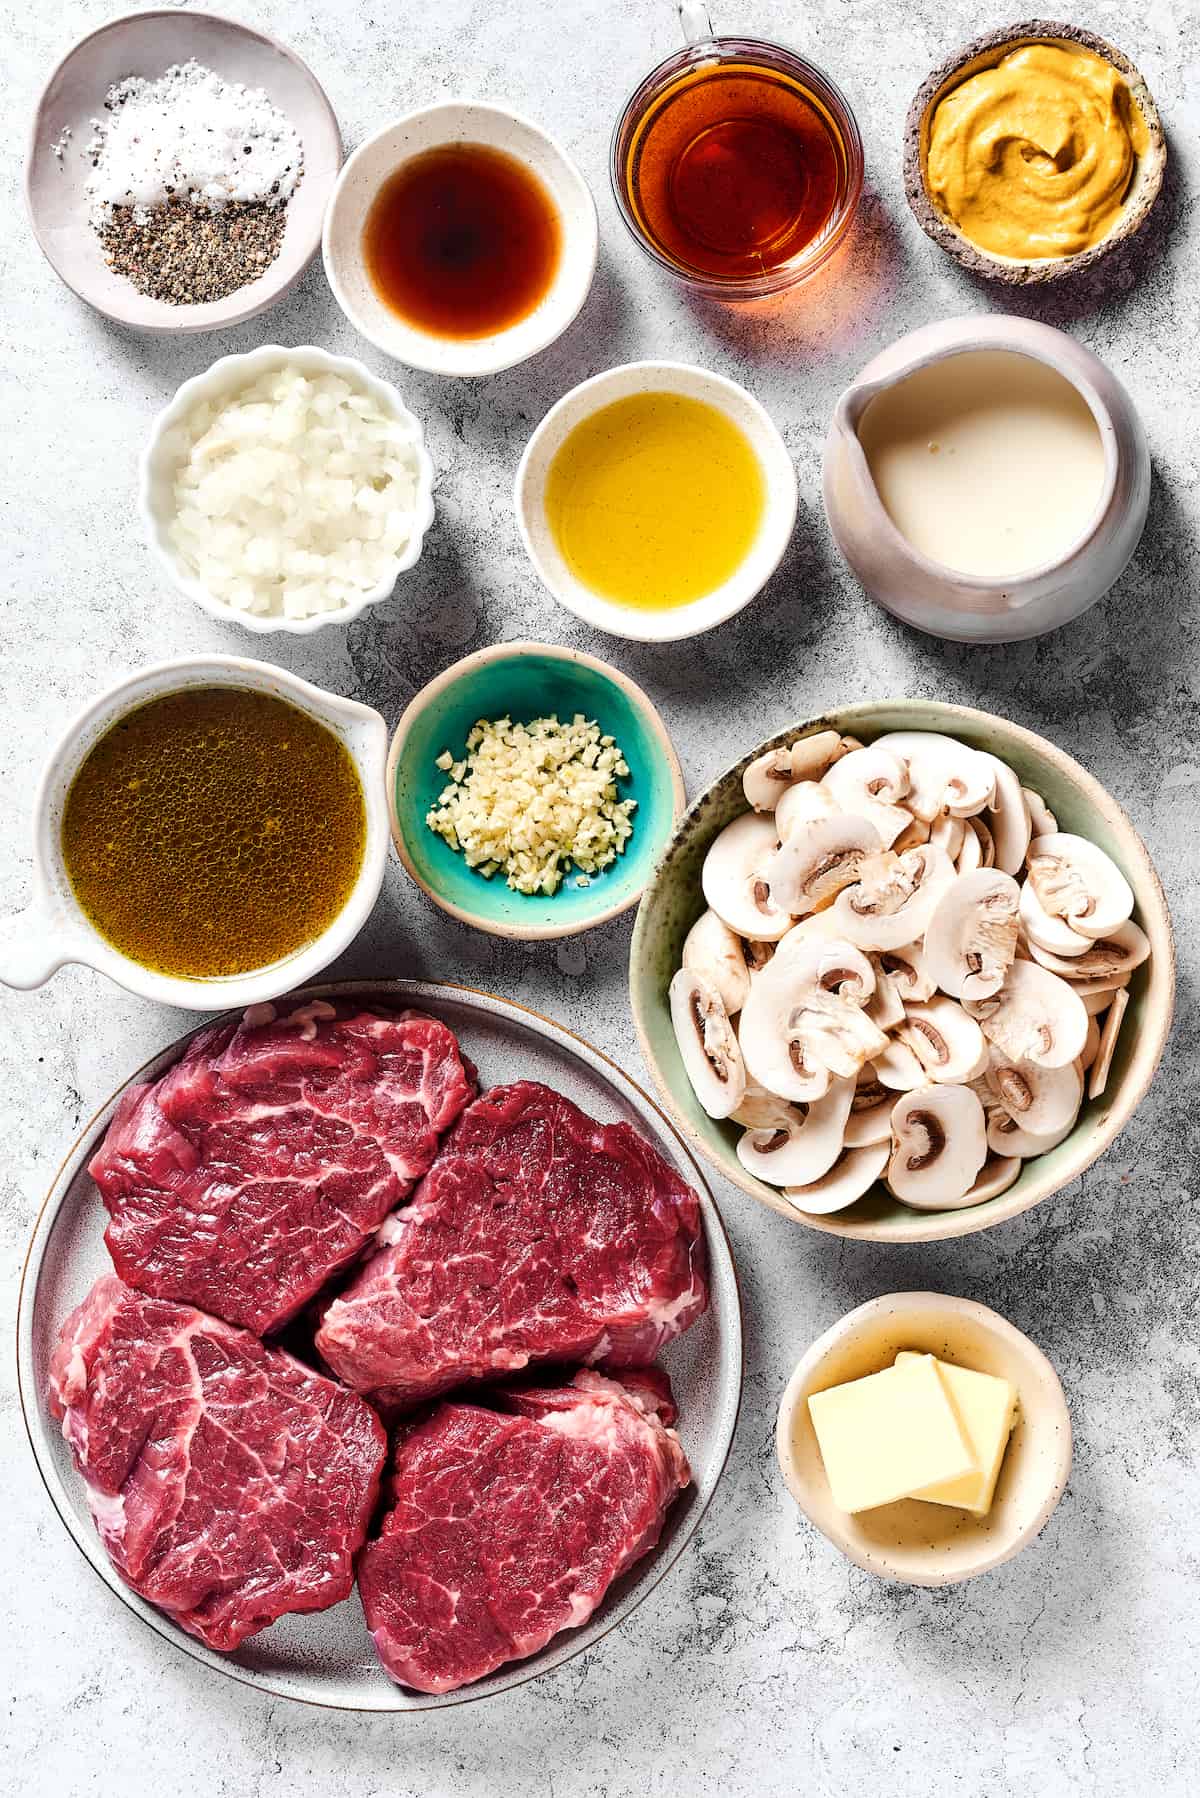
[926,43,1148,259]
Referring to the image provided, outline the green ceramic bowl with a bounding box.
[630,699,1176,1243]
[388,642,685,939]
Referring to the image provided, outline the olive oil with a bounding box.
[544,392,766,610]
[61,687,365,979]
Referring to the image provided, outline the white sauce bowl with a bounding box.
[140,344,435,636]
[0,657,390,1011]
[515,360,799,643]
[322,103,598,376]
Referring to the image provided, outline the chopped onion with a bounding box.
[166,365,422,620]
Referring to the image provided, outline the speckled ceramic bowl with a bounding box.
[776,1293,1072,1586]
[629,699,1175,1243]
[388,642,685,940]
[903,21,1166,285]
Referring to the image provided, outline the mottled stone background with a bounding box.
[2,0,1197,1792]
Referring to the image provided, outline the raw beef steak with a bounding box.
[316,1080,708,1408]
[48,1274,387,1652]
[90,999,475,1334]
[358,1368,690,1692]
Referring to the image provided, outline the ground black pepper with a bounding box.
[98,198,287,305]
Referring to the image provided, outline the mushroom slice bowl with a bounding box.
[630,702,1175,1243]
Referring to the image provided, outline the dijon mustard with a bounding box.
[926,43,1148,260]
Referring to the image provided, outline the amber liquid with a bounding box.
[622,60,849,280]
[362,143,562,339]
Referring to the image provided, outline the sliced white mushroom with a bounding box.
[1066,971,1132,999]
[844,1074,894,1146]
[738,938,887,1099]
[866,971,906,1031]
[775,779,839,840]
[784,1139,890,1215]
[768,815,882,917]
[1019,879,1092,958]
[1080,1013,1101,1071]
[1022,787,1058,837]
[964,959,1089,1069]
[924,868,1020,1002]
[742,936,777,978]
[985,1051,1083,1136]
[682,910,751,1015]
[736,1075,854,1186]
[829,843,956,951]
[872,731,996,822]
[898,996,989,1084]
[962,1156,1022,1203]
[893,814,932,852]
[871,1037,927,1091]
[1025,833,1134,941]
[1024,919,1150,982]
[669,970,747,1120]
[967,815,996,868]
[701,813,792,941]
[873,941,937,1003]
[887,1084,988,1209]
[1088,987,1129,1100]
[979,752,1031,875]
[987,1107,1078,1159]
[955,822,983,875]
[730,1079,793,1128]
[930,812,966,861]
[822,747,912,848]
[1081,986,1118,1016]
[742,745,798,814]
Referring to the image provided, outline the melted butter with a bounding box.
[857,350,1107,579]
[544,392,766,611]
[926,43,1149,260]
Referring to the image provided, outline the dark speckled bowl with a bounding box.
[629,700,1175,1243]
[903,21,1167,286]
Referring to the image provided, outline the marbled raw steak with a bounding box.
[89,999,475,1335]
[315,1080,708,1408]
[358,1368,690,1692]
[48,1274,387,1652]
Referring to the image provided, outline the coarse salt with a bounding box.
[85,60,302,224]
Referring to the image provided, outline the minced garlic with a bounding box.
[425,714,637,896]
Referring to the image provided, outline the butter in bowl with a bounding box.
[776,1293,1072,1586]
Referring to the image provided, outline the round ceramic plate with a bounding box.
[17,980,742,1711]
[26,9,342,332]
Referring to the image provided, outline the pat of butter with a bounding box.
[896,1352,1018,1515]
[807,1355,976,1514]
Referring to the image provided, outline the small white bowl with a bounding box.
[0,656,390,1012]
[322,103,598,377]
[515,361,798,643]
[26,9,342,335]
[139,344,435,636]
[776,1293,1072,1587]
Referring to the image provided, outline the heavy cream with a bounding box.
[857,350,1107,578]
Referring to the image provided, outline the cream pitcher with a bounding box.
[822,315,1150,642]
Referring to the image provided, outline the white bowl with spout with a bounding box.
[822,315,1150,642]
[0,657,390,1011]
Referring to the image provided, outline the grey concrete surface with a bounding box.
[2,2,1197,1794]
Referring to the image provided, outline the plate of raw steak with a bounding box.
[20,981,741,1710]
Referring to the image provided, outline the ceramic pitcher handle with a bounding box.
[678,1,715,44]
[0,899,72,989]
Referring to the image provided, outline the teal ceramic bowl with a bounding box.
[388,642,685,939]
[630,699,1175,1243]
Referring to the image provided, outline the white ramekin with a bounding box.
[139,344,435,636]
[0,657,390,1011]
[514,361,799,643]
[322,103,599,377]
